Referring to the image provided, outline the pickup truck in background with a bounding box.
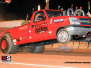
[0,8,91,54]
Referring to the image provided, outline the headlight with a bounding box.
[69,17,80,25]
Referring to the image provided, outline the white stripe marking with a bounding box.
[0,61,76,68]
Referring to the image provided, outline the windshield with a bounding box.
[45,10,63,18]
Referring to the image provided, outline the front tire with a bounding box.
[0,33,19,54]
[57,29,71,44]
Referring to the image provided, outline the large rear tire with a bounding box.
[30,45,45,53]
[0,33,19,54]
[57,29,71,44]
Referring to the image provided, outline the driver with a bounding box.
[35,14,45,22]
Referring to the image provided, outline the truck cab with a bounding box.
[0,9,64,45]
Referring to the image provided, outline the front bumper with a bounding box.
[66,26,91,35]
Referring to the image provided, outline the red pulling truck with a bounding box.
[0,8,91,54]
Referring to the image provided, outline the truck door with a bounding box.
[29,11,49,42]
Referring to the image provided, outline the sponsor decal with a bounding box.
[13,39,17,42]
[60,19,63,21]
[40,31,44,33]
[49,31,52,35]
[16,38,20,42]
[49,31,52,34]
[35,22,48,33]
[29,30,31,33]
[19,26,28,30]
[50,19,52,24]
[54,19,63,22]
[23,36,26,39]
[20,37,22,40]
[54,19,59,22]
[29,36,31,39]
[13,39,17,45]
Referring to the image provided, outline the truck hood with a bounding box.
[69,16,91,26]
[69,16,91,19]
[50,16,91,20]
[49,16,91,26]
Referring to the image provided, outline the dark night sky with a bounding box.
[0,0,91,21]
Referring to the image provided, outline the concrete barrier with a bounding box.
[0,20,22,28]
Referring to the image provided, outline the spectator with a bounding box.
[87,11,91,17]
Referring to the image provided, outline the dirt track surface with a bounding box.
[0,48,91,68]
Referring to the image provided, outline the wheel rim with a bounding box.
[58,31,68,42]
[2,40,7,49]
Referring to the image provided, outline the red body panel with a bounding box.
[1,24,30,45]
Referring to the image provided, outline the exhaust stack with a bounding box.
[38,4,41,10]
[46,0,49,9]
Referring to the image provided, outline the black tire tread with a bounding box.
[31,45,45,53]
[1,33,19,54]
